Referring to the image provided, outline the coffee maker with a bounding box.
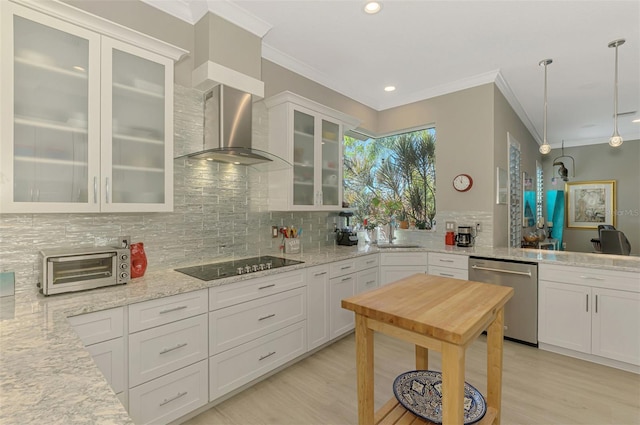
[456,226,474,247]
[336,211,358,246]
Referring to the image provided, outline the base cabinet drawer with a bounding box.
[209,287,306,355]
[209,321,306,401]
[129,314,208,387]
[428,265,468,280]
[129,360,208,425]
[129,289,208,333]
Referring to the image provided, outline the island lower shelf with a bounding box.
[375,398,498,425]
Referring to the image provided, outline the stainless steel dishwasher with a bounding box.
[468,257,538,346]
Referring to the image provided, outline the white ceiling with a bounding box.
[144,0,640,148]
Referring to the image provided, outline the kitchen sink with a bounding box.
[375,243,422,249]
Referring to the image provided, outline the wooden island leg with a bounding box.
[355,314,374,425]
[441,342,465,425]
[486,308,505,425]
[416,345,429,370]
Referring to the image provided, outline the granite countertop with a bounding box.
[1,243,638,424]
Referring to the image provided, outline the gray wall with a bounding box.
[542,141,640,255]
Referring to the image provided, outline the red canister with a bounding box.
[445,231,456,246]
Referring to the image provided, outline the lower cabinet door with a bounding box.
[129,360,208,425]
[85,338,125,394]
[306,265,330,351]
[209,321,306,401]
[591,288,640,366]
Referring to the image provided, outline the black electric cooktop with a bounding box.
[174,255,304,281]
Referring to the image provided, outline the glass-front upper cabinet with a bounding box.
[0,2,176,213]
[265,92,359,211]
[1,4,101,212]
[100,38,173,212]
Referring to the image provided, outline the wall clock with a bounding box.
[453,174,473,192]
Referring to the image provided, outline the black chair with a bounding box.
[600,230,631,255]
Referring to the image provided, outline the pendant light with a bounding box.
[608,39,625,147]
[538,59,553,154]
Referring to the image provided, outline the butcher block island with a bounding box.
[342,274,514,425]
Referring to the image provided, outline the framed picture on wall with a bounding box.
[565,180,616,229]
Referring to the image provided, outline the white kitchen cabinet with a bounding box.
[0,1,183,213]
[128,289,208,421]
[264,91,359,211]
[68,307,126,400]
[306,264,330,351]
[538,264,640,370]
[379,252,428,286]
[428,253,468,280]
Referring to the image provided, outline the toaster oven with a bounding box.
[38,246,130,295]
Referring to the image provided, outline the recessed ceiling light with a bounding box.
[384,86,396,92]
[364,1,382,14]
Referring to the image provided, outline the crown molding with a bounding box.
[14,0,188,60]
[139,0,198,23]
[494,71,541,145]
[205,0,272,37]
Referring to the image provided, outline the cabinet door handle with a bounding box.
[341,276,352,282]
[314,271,327,277]
[159,305,187,315]
[586,294,589,312]
[105,177,110,203]
[159,342,187,355]
[93,176,98,204]
[159,391,188,407]
[439,273,455,277]
[259,351,276,361]
[580,275,605,281]
[258,313,276,321]
[439,259,454,263]
[340,265,352,270]
[595,294,598,313]
[258,284,275,290]
[35,188,40,201]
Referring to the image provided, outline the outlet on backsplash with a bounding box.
[445,221,456,231]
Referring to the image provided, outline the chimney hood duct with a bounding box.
[177,84,290,171]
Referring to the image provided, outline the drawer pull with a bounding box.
[439,259,454,263]
[439,273,455,277]
[341,276,352,282]
[580,276,605,281]
[258,284,276,290]
[259,351,276,361]
[314,271,327,277]
[159,391,188,407]
[340,265,352,270]
[159,342,188,355]
[258,313,276,321]
[365,280,375,285]
[366,260,375,264]
[159,305,188,315]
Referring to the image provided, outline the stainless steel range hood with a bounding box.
[177,84,290,171]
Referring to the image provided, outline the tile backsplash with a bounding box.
[0,85,336,293]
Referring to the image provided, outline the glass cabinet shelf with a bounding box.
[112,164,164,173]
[14,156,88,167]
[15,116,88,133]
[113,82,163,100]
[112,133,163,145]
[15,57,88,80]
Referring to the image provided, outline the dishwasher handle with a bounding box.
[470,264,532,277]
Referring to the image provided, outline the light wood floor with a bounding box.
[185,333,640,425]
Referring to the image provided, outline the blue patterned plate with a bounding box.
[392,370,486,424]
